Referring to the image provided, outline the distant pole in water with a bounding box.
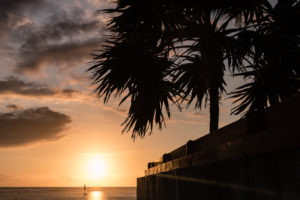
[84,184,87,195]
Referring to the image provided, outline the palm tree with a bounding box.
[89,0,275,138]
[172,7,240,133]
[231,0,300,115]
[163,1,270,132]
[89,1,177,139]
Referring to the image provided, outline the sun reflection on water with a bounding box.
[89,191,103,200]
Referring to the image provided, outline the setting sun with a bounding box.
[86,157,108,180]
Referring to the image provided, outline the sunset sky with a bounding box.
[0,0,244,187]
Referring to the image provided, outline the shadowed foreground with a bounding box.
[137,96,300,200]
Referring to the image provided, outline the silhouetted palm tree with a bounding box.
[172,6,245,133]
[231,0,300,115]
[173,1,274,132]
[89,0,285,138]
[89,1,178,138]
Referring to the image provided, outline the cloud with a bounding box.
[0,0,46,38]
[0,77,79,98]
[87,0,114,7]
[67,74,89,85]
[11,7,103,73]
[16,38,101,72]
[6,104,23,111]
[101,106,127,117]
[0,107,71,147]
[87,0,102,7]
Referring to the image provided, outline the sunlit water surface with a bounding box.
[0,187,136,200]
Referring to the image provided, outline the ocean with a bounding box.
[0,187,136,200]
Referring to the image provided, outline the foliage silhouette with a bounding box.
[89,0,299,138]
[231,0,300,115]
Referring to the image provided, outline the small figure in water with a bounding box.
[84,184,87,195]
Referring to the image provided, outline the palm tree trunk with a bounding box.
[209,86,219,133]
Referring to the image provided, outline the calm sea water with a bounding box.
[0,187,136,200]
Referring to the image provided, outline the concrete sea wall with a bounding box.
[137,96,300,200]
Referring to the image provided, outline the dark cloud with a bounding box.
[12,8,101,42]
[0,77,79,98]
[11,7,103,72]
[16,38,100,72]
[0,107,71,147]
[0,0,45,38]
[6,104,23,111]
[70,73,89,82]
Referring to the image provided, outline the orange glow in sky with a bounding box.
[0,0,242,187]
